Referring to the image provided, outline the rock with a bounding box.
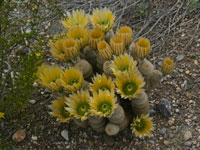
[163,140,169,145]
[159,128,166,135]
[184,141,192,147]
[155,99,172,118]
[184,131,192,140]
[176,55,184,61]
[149,140,155,145]
[61,130,69,141]
[31,135,37,141]
[88,140,94,146]
[12,130,26,142]
[29,99,36,104]
[103,134,114,146]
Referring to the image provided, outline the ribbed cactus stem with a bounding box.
[82,46,97,68]
[105,29,115,43]
[97,55,106,73]
[138,59,154,77]
[108,104,125,124]
[88,116,106,133]
[131,91,149,116]
[119,111,131,132]
[103,61,114,77]
[74,119,88,128]
[105,123,120,136]
[146,69,162,91]
[74,59,93,80]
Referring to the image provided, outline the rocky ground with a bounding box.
[1,0,200,150]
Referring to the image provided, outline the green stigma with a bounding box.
[98,102,112,114]
[123,82,137,96]
[134,119,146,131]
[119,66,129,72]
[68,79,79,85]
[60,106,70,118]
[77,103,89,116]
[99,86,110,92]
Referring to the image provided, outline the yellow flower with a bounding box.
[111,53,138,76]
[32,5,37,11]
[161,57,174,75]
[62,9,89,29]
[90,74,115,94]
[90,7,115,33]
[37,65,63,91]
[67,26,88,50]
[110,37,125,56]
[0,112,5,119]
[115,72,145,100]
[97,41,112,60]
[49,38,68,61]
[90,90,117,117]
[61,67,83,93]
[89,29,104,50]
[49,97,71,123]
[65,90,90,121]
[36,52,42,57]
[135,37,151,59]
[116,26,133,46]
[62,38,79,60]
[131,114,154,137]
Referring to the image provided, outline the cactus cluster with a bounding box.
[36,8,174,137]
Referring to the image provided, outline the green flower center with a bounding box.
[60,107,70,118]
[77,103,89,116]
[99,86,110,92]
[98,102,112,114]
[123,82,137,96]
[99,21,108,25]
[119,66,129,72]
[68,79,79,85]
[134,119,146,131]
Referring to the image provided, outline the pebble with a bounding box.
[149,140,155,145]
[189,109,195,114]
[88,140,93,146]
[164,140,169,145]
[61,130,69,141]
[155,99,172,118]
[176,55,184,61]
[184,131,192,140]
[31,135,38,141]
[184,141,192,147]
[185,70,190,74]
[12,130,26,142]
[29,99,36,104]
[159,128,166,135]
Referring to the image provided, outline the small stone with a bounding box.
[185,70,190,74]
[103,134,114,146]
[155,99,172,118]
[61,130,69,141]
[171,42,176,47]
[149,140,155,145]
[175,109,179,113]
[184,131,192,140]
[159,128,166,135]
[88,141,93,146]
[29,99,36,104]
[192,140,197,145]
[186,92,191,98]
[12,130,26,142]
[31,135,37,141]
[194,60,198,65]
[189,109,195,114]
[168,120,174,126]
[176,55,184,61]
[184,141,192,147]
[164,140,169,145]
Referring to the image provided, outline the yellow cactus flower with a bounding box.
[37,65,63,91]
[115,72,145,100]
[135,37,151,59]
[49,38,68,61]
[35,64,49,82]
[161,57,174,75]
[67,26,88,50]
[61,67,84,93]
[49,97,71,123]
[110,37,125,56]
[62,9,89,29]
[111,53,138,76]
[97,41,112,60]
[89,29,104,50]
[131,114,154,137]
[90,90,117,117]
[65,90,90,121]
[0,112,5,119]
[90,74,115,94]
[116,26,133,46]
[90,7,115,33]
[63,38,79,60]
